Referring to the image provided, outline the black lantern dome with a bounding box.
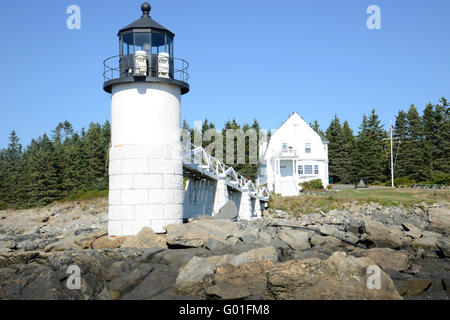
[103,2,189,94]
[118,2,174,57]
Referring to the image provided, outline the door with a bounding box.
[280,160,293,177]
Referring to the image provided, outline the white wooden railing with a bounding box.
[182,141,270,200]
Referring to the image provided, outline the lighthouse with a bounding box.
[103,2,189,236]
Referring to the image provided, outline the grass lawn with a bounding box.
[268,187,449,217]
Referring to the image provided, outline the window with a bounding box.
[298,165,303,175]
[305,143,311,154]
[305,165,313,174]
[314,165,319,175]
[282,143,288,152]
[166,35,174,58]
[134,32,151,52]
[122,33,134,55]
[152,32,166,54]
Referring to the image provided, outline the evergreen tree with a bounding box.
[402,105,427,181]
[341,121,355,183]
[82,123,107,190]
[326,115,345,183]
[393,110,409,178]
[2,131,22,203]
[353,110,388,183]
[310,120,325,136]
[0,149,7,202]
[422,103,435,176]
[432,98,450,175]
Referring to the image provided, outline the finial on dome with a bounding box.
[141,2,151,16]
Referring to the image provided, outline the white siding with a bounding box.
[258,113,329,196]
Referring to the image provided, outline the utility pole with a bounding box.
[383,121,398,189]
[390,120,394,188]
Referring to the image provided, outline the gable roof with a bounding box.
[273,112,328,142]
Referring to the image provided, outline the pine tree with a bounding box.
[392,109,409,178]
[326,115,345,183]
[101,121,111,190]
[310,120,325,136]
[2,131,22,204]
[422,103,435,176]
[0,149,7,202]
[353,110,388,183]
[82,123,107,190]
[432,98,450,175]
[61,132,85,194]
[341,121,355,184]
[401,105,427,181]
[17,139,41,207]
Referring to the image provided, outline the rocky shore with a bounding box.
[0,198,448,300]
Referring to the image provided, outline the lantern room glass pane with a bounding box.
[135,32,151,52]
[152,32,166,54]
[122,33,134,55]
[166,36,173,58]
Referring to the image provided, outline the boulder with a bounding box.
[229,247,278,267]
[105,261,131,281]
[278,229,310,251]
[166,220,240,248]
[16,240,39,252]
[428,207,450,233]
[401,223,422,239]
[291,248,331,261]
[92,235,126,249]
[205,261,276,300]
[122,264,180,300]
[267,252,402,300]
[213,200,238,220]
[0,241,15,250]
[311,235,342,248]
[176,254,235,297]
[121,227,167,249]
[344,218,362,234]
[19,265,68,300]
[412,234,440,257]
[319,224,340,236]
[43,238,84,252]
[360,220,402,249]
[258,230,274,245]
[351,248,409,272]
[395,279,432,297]
[73,229,108,248]
[151,248,211,269]
[43,229,106,252]
[205,238,228,252]
[100,263,153,300]
[436,236,450,257]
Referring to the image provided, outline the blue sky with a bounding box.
[0,0,449,148]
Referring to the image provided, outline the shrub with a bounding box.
[300,179,324,191]
[429,171,450,185]
[327,185,333,190]
[64,189,108,202]
[0,202,7,211]
[394,177,415,187]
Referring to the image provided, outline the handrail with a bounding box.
[182,141,270,199]
[103,55,190,83]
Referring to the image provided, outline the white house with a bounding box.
[257,112,329,196]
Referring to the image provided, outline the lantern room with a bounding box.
[103,2,189,94]
[118,2,174,58]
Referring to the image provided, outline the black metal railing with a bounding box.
[103,55,189,83]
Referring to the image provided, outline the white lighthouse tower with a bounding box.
[103,2,189,235]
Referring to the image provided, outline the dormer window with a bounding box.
[305,143,311,154]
